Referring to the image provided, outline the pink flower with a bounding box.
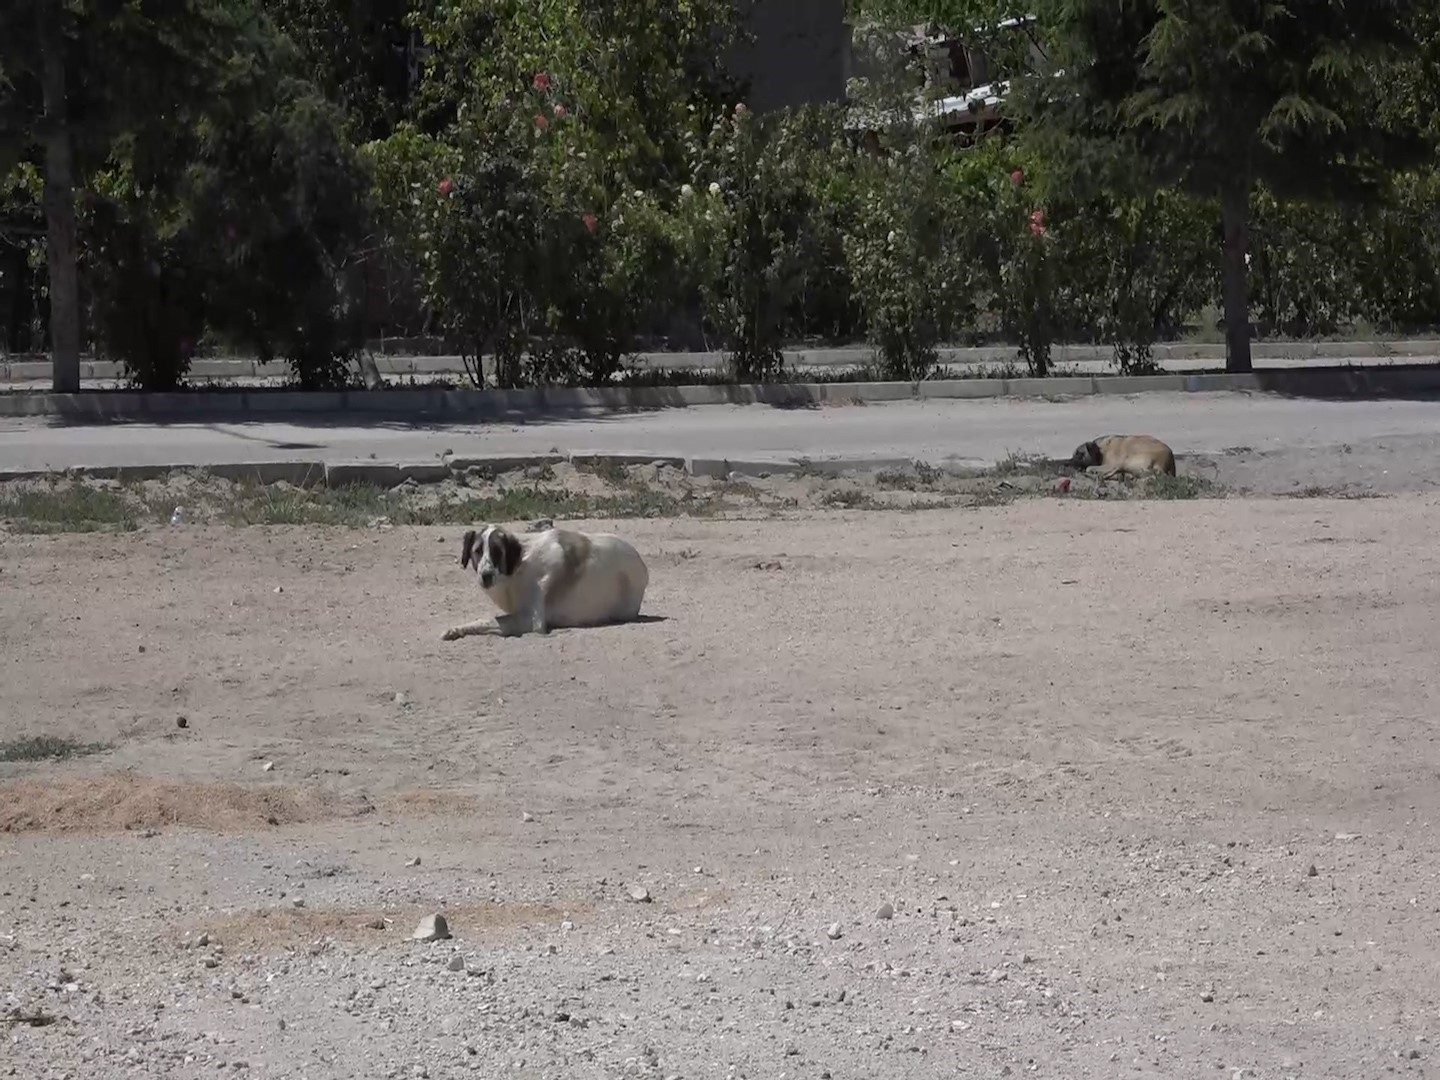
[533,72,550,92]
[552,102,567,118]
[1009,168,1024,186]
[734,102,748,115]
[582,212,598,234]
[1029,208,1047,236]
[437,178,454,196]
[534,113,549,132]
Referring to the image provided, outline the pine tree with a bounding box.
[1034,0,1428,372]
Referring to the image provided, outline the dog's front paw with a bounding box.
[442,627,463,642]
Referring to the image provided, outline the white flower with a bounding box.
[708,182,722,196]
[886,230,897,244]
[681,184,694,197]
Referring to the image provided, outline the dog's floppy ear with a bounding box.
[493,527,524,576]
[460,529,478,569]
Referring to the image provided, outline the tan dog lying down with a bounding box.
[1068,434,1177,479]
[442,524,649,640]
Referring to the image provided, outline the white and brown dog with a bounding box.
[442,524,650,640]
[1067,434,1177,480]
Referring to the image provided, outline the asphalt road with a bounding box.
[4,391,1440,494]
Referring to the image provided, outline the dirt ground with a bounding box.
[4,494,1440,1079]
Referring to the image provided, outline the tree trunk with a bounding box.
[38,0,81,394]
[1219,185,1252,374]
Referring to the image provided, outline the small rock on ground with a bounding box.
[412,914,451,942]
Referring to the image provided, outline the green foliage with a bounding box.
[831,56,977,380]
[1361,171,1440,331]
[259,0,415,140]
[1027,0,1433,371]
[1054,188,1216,372]
[674,105,845,380]
[0,0,246,178]
[0,165,47,353]
[1042,0,1425,200]
[367,0,743,385]
[191,74,372,389]
[77,15,371,388]
[367,120,544,387]
[2,0,373,389]
[5,0,1440,393]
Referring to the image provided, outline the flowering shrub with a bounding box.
[937,141,1061,375]
[838,139,979,380]
[672,105,844,381]
[368,0,740,385]
[358,0,1440,388]
[367,116,546,387]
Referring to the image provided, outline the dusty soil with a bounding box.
[4,497,1440,1079]
[0,457,1205,537]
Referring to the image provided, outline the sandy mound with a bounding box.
[190,902,575,950]
[0,773,376,833]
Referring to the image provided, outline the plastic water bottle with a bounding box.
[169,506,184,526]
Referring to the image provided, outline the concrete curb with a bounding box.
[4,364,1440,421]
[0,451,921,486]
[5,338,1440,382]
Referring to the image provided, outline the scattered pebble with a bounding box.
[1306,864,1318,877]
[522,812,534,823]
[826,922,843,940]
[273,586,284,594]
[412,914,451,942]
[876,902,894,921]
[629,886,652,903]
[176,716,188,729]
[447,954,465,972]
[261,762,275,773]
[394,692,408,707]
[405,857,422,868]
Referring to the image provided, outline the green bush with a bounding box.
[79,23,372,390]
[675,105,842,381]
[12,0,1440,392]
